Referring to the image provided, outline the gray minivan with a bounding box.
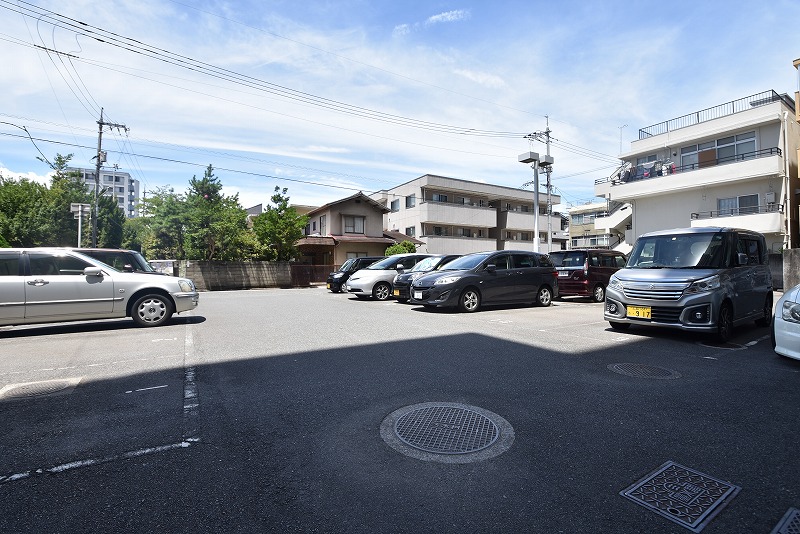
[603,227,772,342]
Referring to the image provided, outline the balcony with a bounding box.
[419,199,497,227]
[690,204,784,234]
[638,90,794,139]
[595,148,783,200]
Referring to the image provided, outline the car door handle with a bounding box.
[27,279,49,286]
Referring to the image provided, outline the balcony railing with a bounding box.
[638,90,795,139]
[595,147,781,185]
[690,204,783,220]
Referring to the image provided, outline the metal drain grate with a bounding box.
[771,508,800,534]
[0,378,80,400]
[395,405,498,454]
[380,402,514,464]
[620,461,740,532]
[608,363,682,380]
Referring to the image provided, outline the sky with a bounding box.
[1,0,799,213]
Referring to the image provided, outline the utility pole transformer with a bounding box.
[91,108,128,247]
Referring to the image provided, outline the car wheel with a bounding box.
[716,302,733,342]
[459,288,481,312]
[131,294,173,327]
[373,282,391,301]
[609,321,630,331]
[536,286,552,307]
[755,293,773,327]
[592,284,605,303]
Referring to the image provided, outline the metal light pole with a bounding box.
[70,203,91,247]
[519,152,540,252]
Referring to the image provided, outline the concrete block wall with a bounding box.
[784,249,800,291]
[177,261,292,291]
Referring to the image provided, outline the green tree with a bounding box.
[42,154,92,246]
[385,240,416,255]
[0,174,50,246]
[252,186,308,261]
[142,186,188,260]
[184,165,252,260]
[95,194,125,248]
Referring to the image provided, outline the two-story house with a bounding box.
[296,192,419,266]
[371,174,568,255]
[595,90,800,253]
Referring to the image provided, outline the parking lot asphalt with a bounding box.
[1,287,798,533]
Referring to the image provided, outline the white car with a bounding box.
[0,248,199,328]
[773,283,800,360]
[345,253,432,301]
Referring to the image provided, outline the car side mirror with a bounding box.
[396,264,405,271]
[736,252,749,266]
[84,267,104,277]
[123,264,135,272]
[486,264,496,273]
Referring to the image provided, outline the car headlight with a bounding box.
[608,276,623,291]
[782,300,800,323]
[684,275,720,295]
[434,275,462,285]
[178,279,195,292]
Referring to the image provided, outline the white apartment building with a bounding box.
[371,174,568,255]
[595,90,799,253]
[69,167,140,218]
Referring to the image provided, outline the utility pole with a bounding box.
[544,117,553,252]
[91,108,128,247]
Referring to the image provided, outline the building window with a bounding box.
[312,221,317,232]
[320,215,326,235]
[476,229,484,238]
[459,227,471,237]
[406,194,416,208]
[718,194,759,216]
[344,215,365,234]
[521,232,531,241]
[433,226,443,236]
[390,199,400,212]
[405,226,415,237]
[432,193,448,203]
[346,252,368,259]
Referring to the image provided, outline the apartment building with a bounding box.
[371,174,568,255]
[595,90,800,253]
[569,201,628,251]
[69,167,140,218]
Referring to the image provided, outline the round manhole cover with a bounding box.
[380,402,514,464]
[0,379,79,400]
[607,363,682,380]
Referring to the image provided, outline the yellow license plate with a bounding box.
[326,283,331,289]
[627,305,651,319]
[393,289,400,296]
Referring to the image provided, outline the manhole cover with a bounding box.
[608,363,682,380]
[772,508,800,534]
[620,461,740,532]
[380,402,514,464]
[0,378,80,400]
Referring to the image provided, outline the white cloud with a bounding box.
[453,69,506,89]
[392,24,411,38]
[426,10,471,26]
[0,167,52,186]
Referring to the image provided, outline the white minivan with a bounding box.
[603,227,772,342]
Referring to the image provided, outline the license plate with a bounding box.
[393,289,400,296]
[326,283,331,289]
[627,305,651,319]
[414,291,422,300]
[558,271,569,277]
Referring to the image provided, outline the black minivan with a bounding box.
[409,250,558,312]
[326,256,383,293]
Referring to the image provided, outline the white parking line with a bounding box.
[124,385,168,394]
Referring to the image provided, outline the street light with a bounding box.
[519,151,554,253]
[70,203,91,247]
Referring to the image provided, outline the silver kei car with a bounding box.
[0,248,199,328]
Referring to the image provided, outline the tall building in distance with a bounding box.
[68,167,140,218]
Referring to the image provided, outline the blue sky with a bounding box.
[1,0,799,212]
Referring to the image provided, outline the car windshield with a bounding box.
[627,232,726,269]
[439,253,491,271]
[131,251,156,272]
[549,251,586,267]
[410,257,441,272]
[339,258,355,271]
[367,256,407,270]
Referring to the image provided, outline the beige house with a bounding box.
[296,192,419,267]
